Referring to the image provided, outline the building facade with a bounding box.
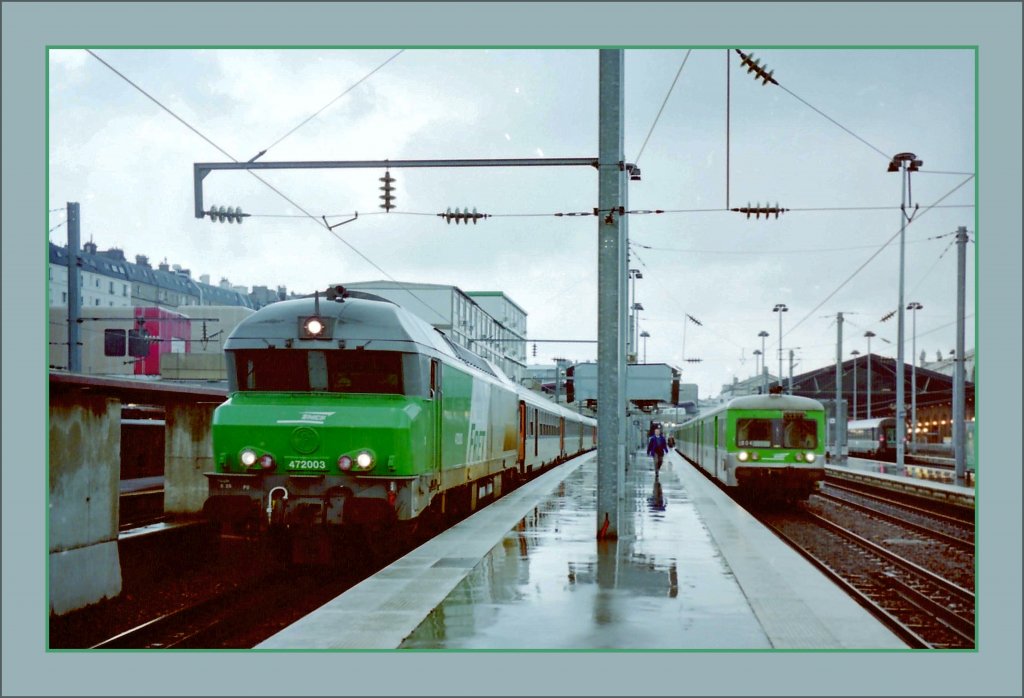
[343,281,528,383]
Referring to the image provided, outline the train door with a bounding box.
[714,416,720,479]
[430,359,442,470]
[559,417,565,457]
[536,407,544,456]
[517,401,527,466]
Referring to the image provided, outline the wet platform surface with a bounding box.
[835,456,976,491]
[258,450,907,650]
[399,454,770,649]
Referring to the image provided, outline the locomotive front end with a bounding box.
[203,290,441,532]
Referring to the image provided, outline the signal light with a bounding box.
[379,170,396,212]
[206,205,248,223]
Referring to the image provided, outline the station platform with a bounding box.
[827,457,975,508]
[256,449,907,650]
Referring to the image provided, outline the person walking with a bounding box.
[647,426,668,472]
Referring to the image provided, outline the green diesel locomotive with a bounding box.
[204,286,595,553]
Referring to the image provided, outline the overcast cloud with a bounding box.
[48,48,975,398]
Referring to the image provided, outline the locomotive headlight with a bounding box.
[737,451,750,462]
[258,454,276,470]
[355,451,374,470]
[804,452,816,463]
[305,318,324,336]
[338,455,353,471]
[298,316,332,339]
[239,448,258,467]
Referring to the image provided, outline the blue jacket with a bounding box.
[647,434,668,456]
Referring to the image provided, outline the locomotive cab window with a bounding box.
[229,349,406,395]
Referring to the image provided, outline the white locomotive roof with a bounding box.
[725,394,825,411]
[225,293,458,359]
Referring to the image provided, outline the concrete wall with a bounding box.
[164,400,217,514]
[48,395,122,615]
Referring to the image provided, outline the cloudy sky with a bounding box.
[48,47,975,398]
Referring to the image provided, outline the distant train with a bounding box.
[672,392,826,500]
[203,286,595,559]
[846,417,898,458]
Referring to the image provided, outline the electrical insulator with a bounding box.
[730,202,788,219]
[379,170,396,212]
[207,205,249,223]
[439,207,489,224]
[735,49,778,86]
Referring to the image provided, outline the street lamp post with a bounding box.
[631,302,644,363]
[640,330,650,364]
[628,269,642,362]
[864,330,876,418]
[773,304,788,392]
[758,330,769,394]
[907,301,923,452]
[752,349,762,383]
[888,152,922,469]
[851,349,861,419]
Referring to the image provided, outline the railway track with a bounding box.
[818,480,975,551]
[756,505,975,649]
[89,565,355,649]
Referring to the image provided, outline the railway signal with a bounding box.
[379,170,396,212]
[439,207,490,224]
[206,205,249,223]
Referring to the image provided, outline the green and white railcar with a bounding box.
[673,393,825,500]
[204,287,594,541]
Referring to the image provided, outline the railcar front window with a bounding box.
[736,418,773,448]
[783,418,818,448]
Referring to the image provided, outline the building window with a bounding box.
[123,284,128,296]
[62,292,67,303]
[95,298,100,306]
[109,281,115,293]
[95,278,100,288]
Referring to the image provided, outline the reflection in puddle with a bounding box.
[399,456,767,649]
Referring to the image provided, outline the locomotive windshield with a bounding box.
[229,349,407,395]
[736,416,818,449]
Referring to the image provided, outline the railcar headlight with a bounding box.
[750,452,760,461]
[355,451,374,470]
[737,451,749,462]
[804,452,816,463]
[258,454,276,470]
[239,448,258,467]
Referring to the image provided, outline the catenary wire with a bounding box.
[258,50,405,158]
[85,49,448,324]
[634,50,692,166]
